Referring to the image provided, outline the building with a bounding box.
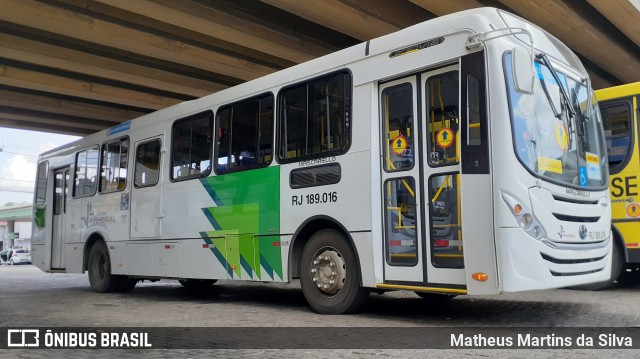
[0,204,32,251]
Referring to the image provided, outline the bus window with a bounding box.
[384,177,417,266]
[134,139,161,188]
[426,71,459,167]
[100,137,129,193]
[215,93,273,174]
[73,146,99,198]
[34,161,48,205]
[429,173,464,269]
[381,83,414,172]
[467,74,482,146]
[171,111,213,180]
[278,71,351,162]
[600,100,633,173]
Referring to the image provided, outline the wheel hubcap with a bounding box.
[310,249,346,296]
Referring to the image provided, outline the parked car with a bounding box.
[0,248,31,265]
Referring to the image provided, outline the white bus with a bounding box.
[32,8,612,314]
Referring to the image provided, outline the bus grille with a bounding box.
[549,268,603,277]
[552,213,600,223]
[541,253,605,264]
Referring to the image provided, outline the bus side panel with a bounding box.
[598,88,640,267]
[195,166,284,282]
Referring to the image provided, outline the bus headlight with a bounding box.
[502,192,546,240]
[520,213,533,229]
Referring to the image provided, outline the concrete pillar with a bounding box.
[7,220,15,248]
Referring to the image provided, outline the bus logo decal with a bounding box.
[579,225,587,240]
[626,203,640,218]
[389,37,444,58]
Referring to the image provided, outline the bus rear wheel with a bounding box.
[300,229,369,314]
[87,241,122,293]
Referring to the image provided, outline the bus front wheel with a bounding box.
[87,241,122,292]
[571,240,624,291]
[300,229,369,314]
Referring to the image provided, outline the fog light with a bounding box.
[532,226,541,238]
[520,213,533,229]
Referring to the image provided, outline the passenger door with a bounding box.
[379,76,424,283]
[51,167,69,269]
[380,52,495,292]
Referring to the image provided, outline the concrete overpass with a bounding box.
[1,0,639,136]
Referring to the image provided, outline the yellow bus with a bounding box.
[596,82,640,285]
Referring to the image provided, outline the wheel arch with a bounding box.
[83,232,106,272]
[611,225,629,265]
[288,215,361,283]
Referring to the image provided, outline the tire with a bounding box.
[415,292,457,301]
[571,239,624,291]
[300,229,369,314]
[87,241,122,292]
[178,279,217,292]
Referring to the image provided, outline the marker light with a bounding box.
[472,272,488,282]
[514,204,523,214]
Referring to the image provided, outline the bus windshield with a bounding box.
[505,52,608,190]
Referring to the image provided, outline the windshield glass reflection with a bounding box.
[505,52,607,189]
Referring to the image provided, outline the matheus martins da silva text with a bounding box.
[451,333,633,348]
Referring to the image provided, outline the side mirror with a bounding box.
[512,47,534,94]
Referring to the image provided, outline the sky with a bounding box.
[0,127,80,207]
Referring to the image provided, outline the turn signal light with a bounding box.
[472,272,488,282]
[514,204,523,214]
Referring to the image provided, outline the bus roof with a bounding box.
[38,7,572,161]
[595,81,640,102]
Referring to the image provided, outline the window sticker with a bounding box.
[627,203,640,218]
[391,134,408,155]
[554,123,568,151]
[537,157,563,174]
[585,152,601,180]
[436,128,454,149]
[579,166,588,187]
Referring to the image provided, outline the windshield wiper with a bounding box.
[536,53,575,118]
[536,53,575,149]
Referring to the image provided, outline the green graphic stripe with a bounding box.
[199,166,282,280]
[200,232,232,278]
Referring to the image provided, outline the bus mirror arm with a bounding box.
[466,27,535,95]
